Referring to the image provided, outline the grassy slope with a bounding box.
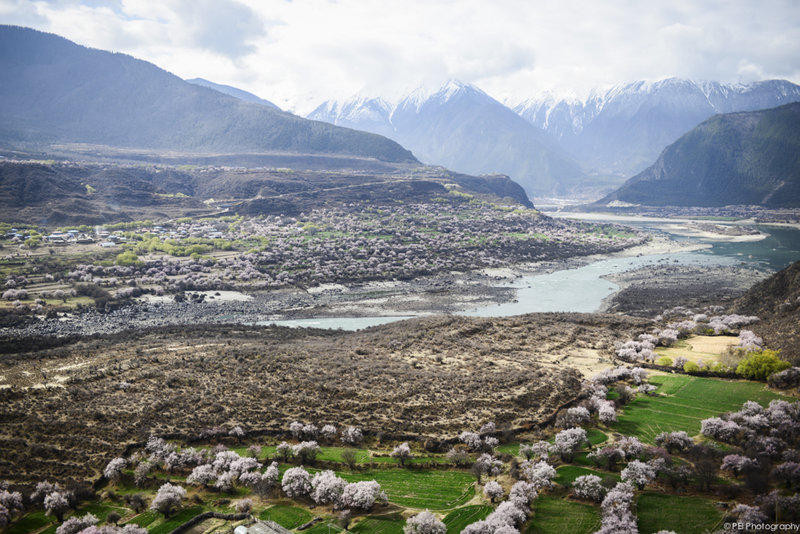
[613,373,790,442]
[636,492,723,534]
[443,505,494,534]
[526,496,601,534]
[337,469,475,510]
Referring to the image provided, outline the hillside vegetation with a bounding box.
[732,260,800,362]
[0,26,415,164]
[599,102,800,207]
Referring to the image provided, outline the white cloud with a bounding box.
[2,0,799,112]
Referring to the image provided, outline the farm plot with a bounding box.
[147,505,205,534]
[613,373,789,442]
[351,514,405,534]
[336,469,475,510]
[636,492,723,534]
[526,495,600,534]
[554,465,620,486]
[258,504,315,529]
[654,335,738,364]
[443,505,493,534]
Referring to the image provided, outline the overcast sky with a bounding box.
[2,0,799,113]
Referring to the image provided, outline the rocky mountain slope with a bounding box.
[512,78,800,177]
[0,159,532,224]
[597,102,800,207]
[0,26,415,164]
[309,80,584,197]
[732,260,800,363]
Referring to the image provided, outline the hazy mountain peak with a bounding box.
[185,77,280,109]
[0,25,416,164]
[514,77,800,176]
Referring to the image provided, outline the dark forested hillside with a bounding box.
[598,102,800,207]
[733,261,800,362]
[0,26,416,163]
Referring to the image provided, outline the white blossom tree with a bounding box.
[55,513,97,534]
[44,491,70,522]
[522,461,556,490]
[103,458,126,483]
[483,481,504,503]
[282,467,312,498]
[404,510,446,534]
[340,481,387,510]
[310,470,347,506]
[341,426,364,446]
[150,483,186,516]
[621,460,656,489]
[391,443,413,467]
[572,474,605,501]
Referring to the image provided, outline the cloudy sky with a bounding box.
[2,0,799,113]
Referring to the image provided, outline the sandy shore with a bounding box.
[546,211,772,242]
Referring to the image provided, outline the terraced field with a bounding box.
[613,373,790,442]
[526,496,601,534]
[351,514,405,534]
[636,492,723,534]
[337,469,476,510]
[554,465,620,486]
[442,505,493,533]
[258,505,314,530]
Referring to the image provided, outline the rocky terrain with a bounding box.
[732,260,800,362]
[601,264,768,318]
[0,313,648,482]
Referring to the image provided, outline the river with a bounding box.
[260,220,800,330]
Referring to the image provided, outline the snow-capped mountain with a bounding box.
[512,78,800,176]
[309,80,584,197]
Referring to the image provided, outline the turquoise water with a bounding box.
[264,223,800,330]
[704,225,800,270]
[461,251,734,316]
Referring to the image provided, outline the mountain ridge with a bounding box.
[597,102,800,207]
[511,77,800,176]
[0,25,417,164]
[309,80,585,197]
[185,77,280,109]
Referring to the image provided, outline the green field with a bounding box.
[9,503,131,534]
[147,506,205,534]
[351,514,405,534]
[636,492,723,533]
[337,469,475,510]
[554,465,620,486]
[526,496,601,534]
[303,521,347,534]
[259,504,315,529]
[232,445,447,465]
[125,510,159,528]
[613,374,789,442]
[6,511,54,534]
[586,428,608,446]
[496,442,520,456]
[443,505,494,533]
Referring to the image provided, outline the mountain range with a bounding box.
[511,78,800,176]
[308,81,585,198]
[309,78,800,199]
[598,102,800,207]
[0,25,415,164]
[185,77,281,110]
